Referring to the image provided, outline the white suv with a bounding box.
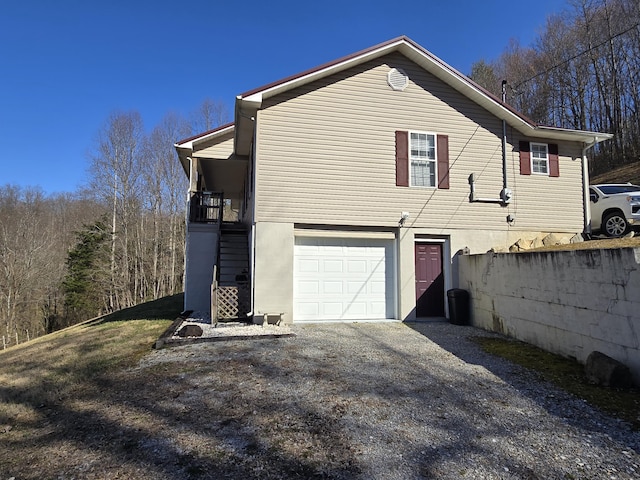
[589,184,640,237]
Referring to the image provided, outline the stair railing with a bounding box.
[190,191,223,225]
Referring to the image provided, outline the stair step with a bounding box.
[217,230,249,284]
[220,235,248,241]
[220,255,247,263]
[220,244,247,250]
[219,265,248,273]
[220,242,246,248]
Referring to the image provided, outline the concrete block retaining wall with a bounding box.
[458,248,640,382]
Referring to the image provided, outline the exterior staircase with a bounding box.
[213,223,250,322]
[218,227,249,285]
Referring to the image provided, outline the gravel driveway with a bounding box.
[137,321,640,479]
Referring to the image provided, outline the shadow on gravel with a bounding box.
[406,321,640,450]
[4,321,639,479]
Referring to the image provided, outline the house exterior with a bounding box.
[175,36,612,324]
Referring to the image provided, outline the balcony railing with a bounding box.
[190,191,223,224]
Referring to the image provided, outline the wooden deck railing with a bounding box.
[190,191,223,224]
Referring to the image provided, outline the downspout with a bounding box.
[247,119,258,319]
[582,138,599,235]
[499,80,512,204]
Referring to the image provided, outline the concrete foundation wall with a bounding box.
[253,222,294,324]
[459,248,640,382]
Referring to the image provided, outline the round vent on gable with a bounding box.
[387,68,409,91]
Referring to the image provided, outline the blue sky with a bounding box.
[0,0,568,194]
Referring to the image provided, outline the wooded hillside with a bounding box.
[0,101,229,349]
[470,0,640,177]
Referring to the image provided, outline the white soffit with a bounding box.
[175,124,235,150]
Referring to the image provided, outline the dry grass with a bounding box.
[472,337,640,429]
[591,162,640,185]
[529,235,640,252]
[0,295,181,478]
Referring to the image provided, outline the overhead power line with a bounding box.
[513,21,640,91]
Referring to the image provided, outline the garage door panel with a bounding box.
[294,237,395,321]
[370,281,386,294]
[347,260,367,273]
[369,302,387,315]
[347,281,366,294]
[297,302,320,316]
[322,303,344,316]
[345,302,367,316]
[324,260,343,273]
[299,259,320,273]
[323,281,343,294]
[297,281,319,294]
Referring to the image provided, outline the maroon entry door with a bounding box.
[415,243,444,317]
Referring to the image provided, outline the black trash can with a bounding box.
[447,289,469,325]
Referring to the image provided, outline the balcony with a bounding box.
[189,191,223,224]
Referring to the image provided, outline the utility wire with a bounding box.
[512,21,640,91]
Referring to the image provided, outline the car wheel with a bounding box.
[603,211,629,237]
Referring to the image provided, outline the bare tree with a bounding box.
[88,111,145,311]
[189,98,231,134]
[474,0,640,174]
[0,186,105,347]
[141,112,189,299]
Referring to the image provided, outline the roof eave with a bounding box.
[175,122,235,149]
[174,145,191,178]
[530,126,614,144]
[174,123,237,178]
[235,96,261,156]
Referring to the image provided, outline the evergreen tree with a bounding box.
[62,219,109,325]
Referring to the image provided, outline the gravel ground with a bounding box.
[137,321,640,479]
[170,311,294,340]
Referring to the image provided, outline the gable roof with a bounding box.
[232,36,611,155]
[176,122,234,149]
[174,122,235,175]
[180,36,612,158]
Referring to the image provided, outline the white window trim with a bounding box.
[409,130,438,188]
[530,142,550,176]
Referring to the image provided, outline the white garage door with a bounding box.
[294,237,395,321]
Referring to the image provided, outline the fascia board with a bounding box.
[175,123,235,150]
[191,124,235,148]
[241,38,406,104]
[531,126,614,144]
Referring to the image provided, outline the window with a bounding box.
[396,130,449,188]
[410,132,436,187]
[518,141,559,177]
[531,143,549,174]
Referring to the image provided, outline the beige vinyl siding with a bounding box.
[507,140,584,231]
[255,52,584,233]
[194,131,234,159]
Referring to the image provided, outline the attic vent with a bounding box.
[387,68,409,91]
